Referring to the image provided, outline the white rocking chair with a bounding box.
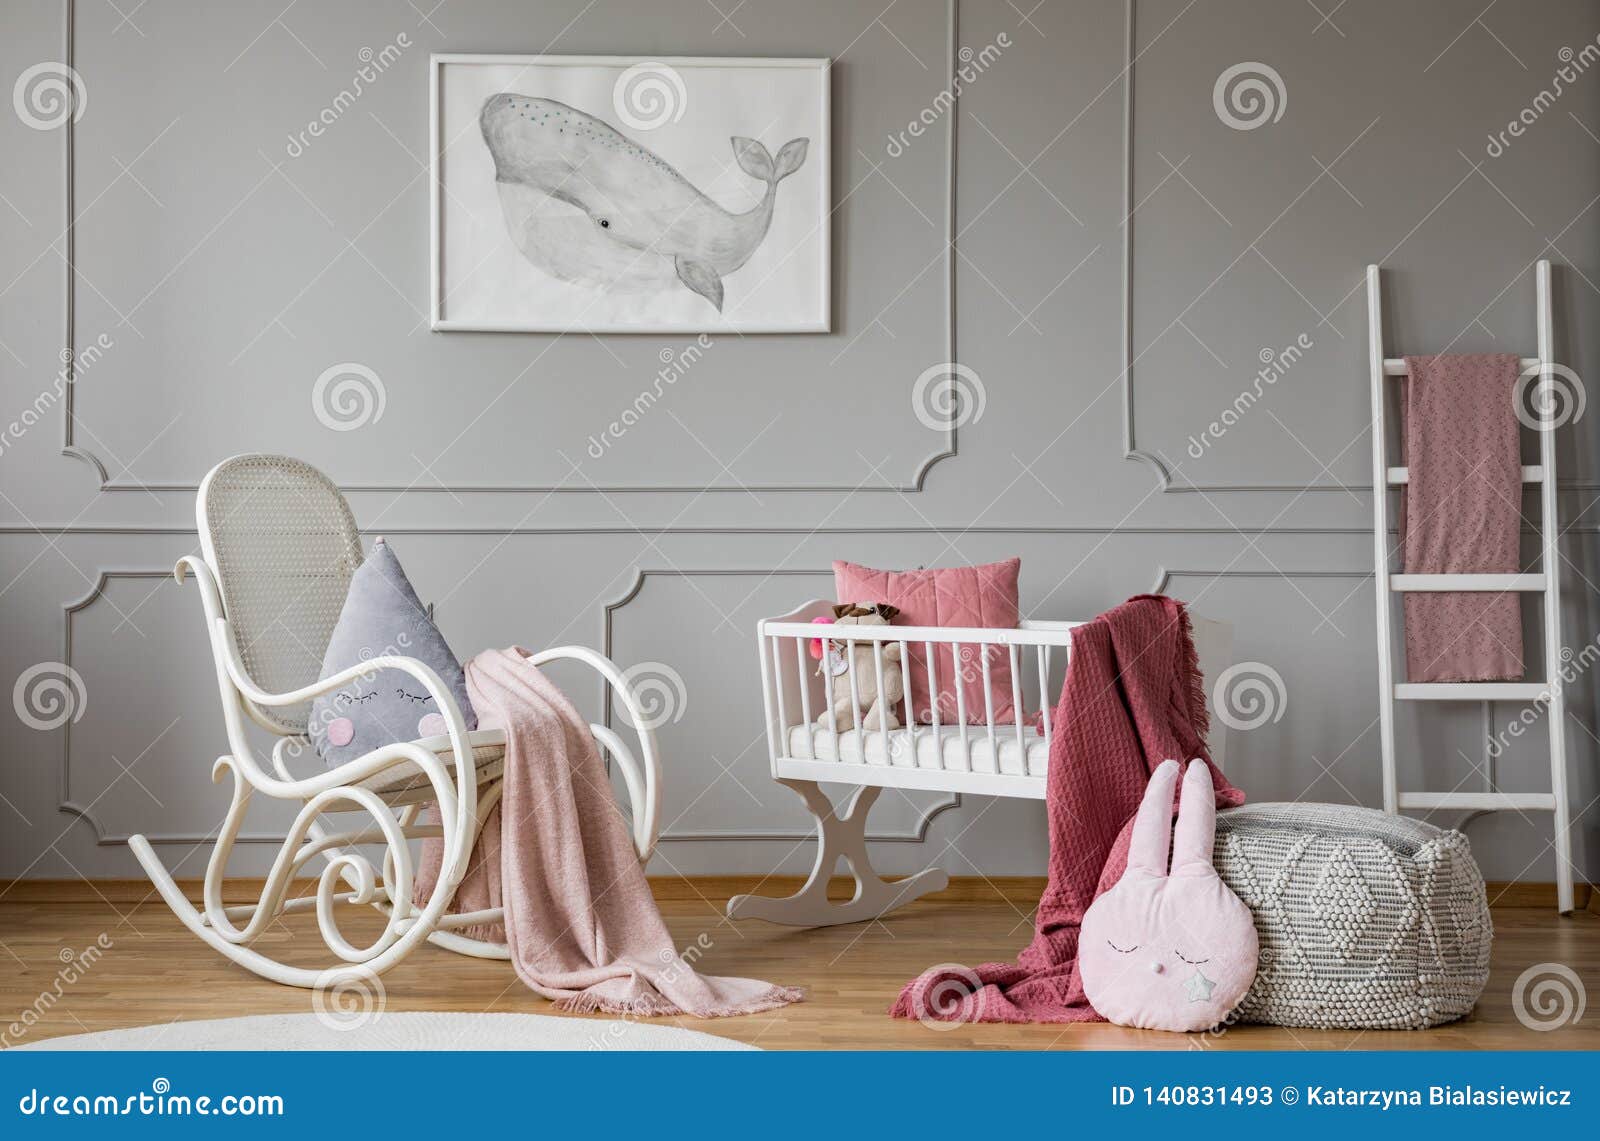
[130,454,663,989]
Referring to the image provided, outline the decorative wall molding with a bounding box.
[37,560,1403,847]
[18,521,1600,536]
[1148,565,1369,596]
[0,523,1397,536]
[601,567,961,842]
[57,0,961,496]
[1117,0,1363,495]
[58,569,291,845]
[1117,0,1364,495]
[40,0,1600,517]
[59,563,964,847]
[1116,1,1595,496]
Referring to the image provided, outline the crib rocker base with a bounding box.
[725,780,948,927]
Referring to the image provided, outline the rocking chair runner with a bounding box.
[130,454,664,988]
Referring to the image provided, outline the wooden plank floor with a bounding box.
[2,894,1595,1050]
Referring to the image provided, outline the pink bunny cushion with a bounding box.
[1079,759,1258,1031]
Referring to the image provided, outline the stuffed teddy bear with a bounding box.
[817,602,905,732]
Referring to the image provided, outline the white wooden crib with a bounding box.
[726,599,1232,927]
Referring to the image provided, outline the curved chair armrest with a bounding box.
[525,645,662,861]
[176,555,477,823]
[270,735,316,783]
[230,649,473,794]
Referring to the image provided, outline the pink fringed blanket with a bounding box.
[890,595,1243,1024]
[415,647,802,1017]
[1399,354,1525,683]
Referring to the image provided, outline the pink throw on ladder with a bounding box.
[1399,354,1525,683]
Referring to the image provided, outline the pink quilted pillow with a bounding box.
[833,558,1024,726]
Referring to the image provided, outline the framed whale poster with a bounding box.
[430,54,831,333]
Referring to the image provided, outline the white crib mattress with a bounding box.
[785,722,1049,777]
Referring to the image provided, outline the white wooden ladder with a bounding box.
[1366,259,1575,913]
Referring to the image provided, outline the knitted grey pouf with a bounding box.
[1213,802,1491,1029]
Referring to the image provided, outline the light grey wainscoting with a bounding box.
[2,0,1596,884]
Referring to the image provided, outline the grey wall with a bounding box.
[2,0,1598,885]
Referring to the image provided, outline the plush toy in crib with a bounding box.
[817,602,905,732]
[1078,759,1259,1032]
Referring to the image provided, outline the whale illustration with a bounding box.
[479,93,808,312]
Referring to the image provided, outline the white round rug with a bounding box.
[14,1011,757,1052]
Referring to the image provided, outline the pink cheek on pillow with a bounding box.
[416,712,446,738]
[327,718,355,748]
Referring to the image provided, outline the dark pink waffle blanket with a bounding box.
[889,595,1242,1024]
[1399,354,1525,683]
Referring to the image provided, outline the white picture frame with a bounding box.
[430,53,832,334]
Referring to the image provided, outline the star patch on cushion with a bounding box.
[1184,968,1216,1003]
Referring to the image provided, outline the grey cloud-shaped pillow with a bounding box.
[309,538,476,768]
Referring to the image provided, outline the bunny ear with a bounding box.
[1125,759,1182,877]
[1171,760,1217,873]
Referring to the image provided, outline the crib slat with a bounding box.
[953,644,970,771]
[770,636,789,757]
[1009,644,1025,769]
[795,636,814,758]
[1037,645,1053,743]
[898,639,913,766]
[822,629,837,755]
[981,645,998,773]
[757,627,779,771]
[925,640,942,769]
[872,641,890,765]
[897,639,911,725]
[846,636,863,761]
